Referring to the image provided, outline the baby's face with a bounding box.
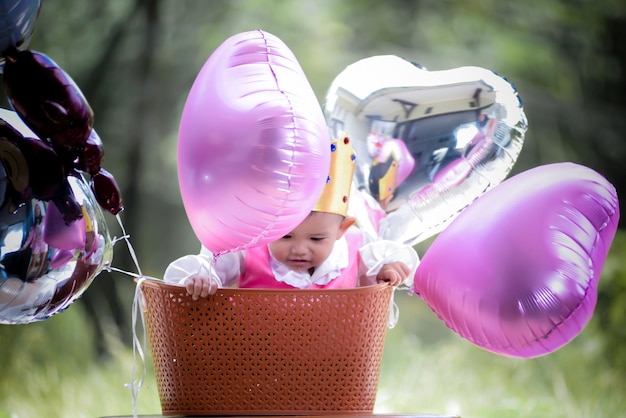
[268,212,345,273]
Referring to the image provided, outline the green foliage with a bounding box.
[0,306,160,418]
[594,230,626,371]
[380,320,626,418]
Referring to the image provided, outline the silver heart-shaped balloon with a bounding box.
[324,55,527,246]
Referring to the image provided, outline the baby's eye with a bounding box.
[310,237,325,242]
[282,234,292,240]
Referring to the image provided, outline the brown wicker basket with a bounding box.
[140,279,393,416]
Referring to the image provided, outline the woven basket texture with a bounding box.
[140,279,393,416]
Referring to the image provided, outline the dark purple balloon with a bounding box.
[0,117,66,203]
[75,129,103,175]
[15,136,65,201]
[91,168,123,215]
[2,49,94,152]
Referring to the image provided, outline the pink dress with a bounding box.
[239,229,363,289]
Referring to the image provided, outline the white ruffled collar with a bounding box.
[268,235,349,288]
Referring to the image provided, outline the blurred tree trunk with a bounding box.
[547,11,626,225]
[77,0,162,355]
[112,0,161,275]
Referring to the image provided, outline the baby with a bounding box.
[164,137,419,299]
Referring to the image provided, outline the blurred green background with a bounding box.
[1,0,626,417]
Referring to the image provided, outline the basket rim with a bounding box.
[137,276,391,295]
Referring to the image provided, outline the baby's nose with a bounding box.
[290,241,307,255]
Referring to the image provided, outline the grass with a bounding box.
[0,302,160,418]
[1,288,624,418]
[378,294,626,418]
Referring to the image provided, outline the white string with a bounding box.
[110,266,142,278]
[125,277,147,418]
[110,213,149,418]
[387,286,400,329]
[114,214,143,277]
[198,257,220,294]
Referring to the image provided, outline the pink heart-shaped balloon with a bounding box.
[414,162,620,358]
[325,55,527,246]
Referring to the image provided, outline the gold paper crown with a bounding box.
[313,135,356,216]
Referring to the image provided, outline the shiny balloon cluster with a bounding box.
[178,29,620,359]
[0,0,120,324]
[325,56,619,358]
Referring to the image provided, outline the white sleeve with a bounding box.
[163,247,244,289]
[358,240,419,287]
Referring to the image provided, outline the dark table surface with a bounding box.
[101,415,460,418]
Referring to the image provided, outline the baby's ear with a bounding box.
[337,216,356,238]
